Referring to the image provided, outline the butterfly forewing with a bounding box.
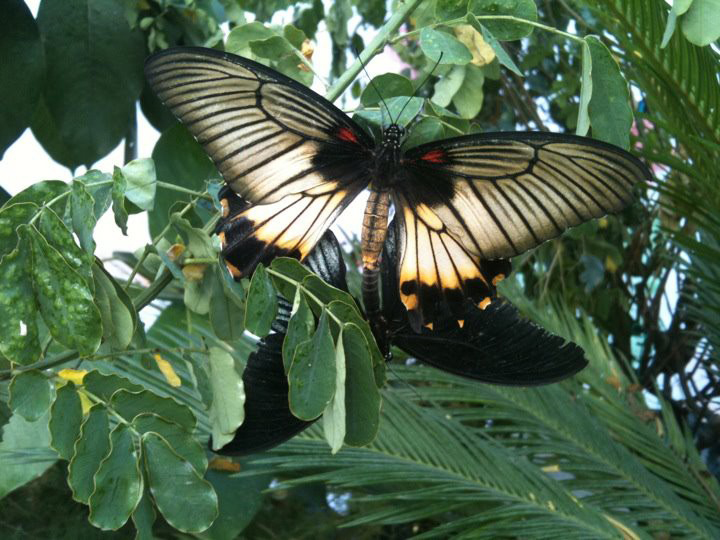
[393,132,649,326]
[402,133,648,261]
[145,47,373,276]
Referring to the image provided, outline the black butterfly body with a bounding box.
[145,46,651,337]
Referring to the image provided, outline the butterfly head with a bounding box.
[382,124,406,149]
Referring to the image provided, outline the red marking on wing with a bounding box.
[337,127,359,144]
[420,149,446,163]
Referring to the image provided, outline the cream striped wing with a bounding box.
[393,132,650,328]
[401,132,650,261]
[145,47,374,276]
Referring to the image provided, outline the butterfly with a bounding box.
[216,226,588,455]
[145,46,651,339]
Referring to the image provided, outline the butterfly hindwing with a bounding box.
[145,47,373,275]
[393,192,511,330]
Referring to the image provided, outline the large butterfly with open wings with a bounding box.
[145,46,651,336]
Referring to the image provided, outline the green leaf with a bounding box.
[420,27,473,65]
[0,0,44,159]
[355,96,424,130]
[474,20,523,75]
[325,300,386,386]
[250,35,295,58]
[92,262,135,350]
[226,21,274,55]
[3,179,69,210]
[68,405,111,503]
[576,38,593,137]
[403,116,446,148]
[585,36,633,150]
[184,262,214,315]
[32,0,145,168]
[0,240,41,365]
[245,263,278,337]
[23,224,102,355]
[0,411,55,499]
[199,469,267,540]
[288,309,336,421]
[660,0,696,48]
[122,158,157,211]
[49,383,83,460]
[83,370,143,402]
[150,124,219,238]
[451,64,485,118]
[283,23,307,48]
[269,256,313,300]
[431,65,466,108]
[37,206,93,289]
[33,0,144,168]
[9,370,53,422]
[660,8,679,48]
[110,389,197,431]
[436,0,470,20]
[143,432,219,533]
[210,266,246,341]
[360,73,414,107]
[0,202,38,261]
[342,323,381,446]
[208,346,246,451]
[132,487,156,540]
[171,214,217,259]
[70,180,97,254]
[467,0,538,40]
[680,0,720,46]
[132,413,208,473]
[283,290,315,373]
[323,326,346,454]
[112,166,129,235]
[77,170,113,220]
[88,424,143,530]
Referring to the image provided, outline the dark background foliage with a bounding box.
[1,0,719,538]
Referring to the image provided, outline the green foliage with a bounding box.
[0,0,44,160]
[1,0,719,537]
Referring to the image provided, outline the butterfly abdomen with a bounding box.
[361,188,391,317]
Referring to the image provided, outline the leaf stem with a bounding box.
[156,181,213,200]
[325,0,426,102]
[390,15,584,45]
[266,267,348,329]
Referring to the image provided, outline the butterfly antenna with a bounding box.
[395,52,444,126]
[353,46,393,126]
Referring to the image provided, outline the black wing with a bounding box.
[145,47,373,276]
[381,220,587,385]
[393,132,650,327]
[214,229,348,455]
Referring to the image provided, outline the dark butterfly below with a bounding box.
[144,46,651,345]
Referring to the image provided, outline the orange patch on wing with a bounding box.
[457,319,465,328]
[478,297,491,310]
[220,198,230,218]
[225,260,242,278]
[424,322,434,330]
[492,273,505,286]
